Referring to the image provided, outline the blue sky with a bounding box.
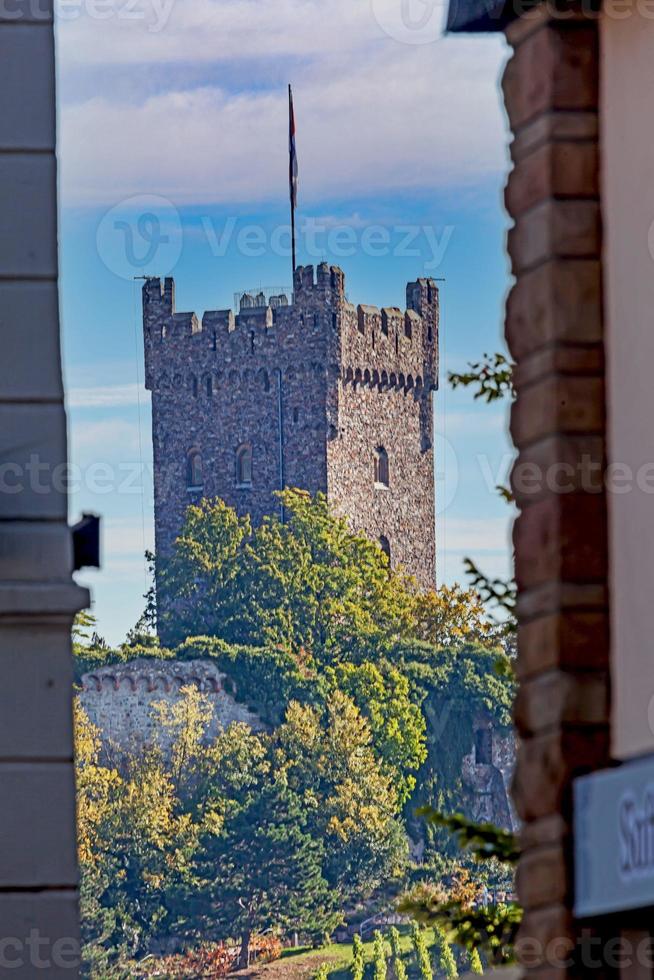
[55,0,513,645]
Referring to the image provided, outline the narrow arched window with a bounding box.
[379,536,391,562]
[475,727,493,765]
[187,450,203,489]
[206,376,213,397]
[236,443,253,486]
[191,375,198,398]
[374,447,389,488]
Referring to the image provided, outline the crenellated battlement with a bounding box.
[79,659,267,758]
[143,265,438,396]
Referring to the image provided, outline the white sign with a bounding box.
[575,756,654,916]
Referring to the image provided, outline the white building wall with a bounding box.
[601,8,654,759]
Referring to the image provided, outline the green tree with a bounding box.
[158,496,251,645]
[160,489,416,658]
[199,781,340,967]
[448,352,514,403]
[329,661,427,804]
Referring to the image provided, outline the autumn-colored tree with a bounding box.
[150,684,215,797]
[410,585,495,649]
[75,703,197,969]
[275,692,407,900]
[328,661,426,805]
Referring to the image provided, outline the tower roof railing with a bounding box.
[233,286,292,312]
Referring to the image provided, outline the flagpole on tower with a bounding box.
[288,83,298,275]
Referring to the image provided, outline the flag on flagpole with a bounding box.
[289,84,298,209]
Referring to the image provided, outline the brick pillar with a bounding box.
[502,8,611,976]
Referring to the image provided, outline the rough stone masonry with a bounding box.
[143,262,439,628]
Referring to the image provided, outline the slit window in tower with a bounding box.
[187,450,203,489]
[236,444,253,486]
[374,446,389,488]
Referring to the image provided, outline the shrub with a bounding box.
[411,923,432,980]
[373,931,387,980]
[351,934,365,980]
[469,948,484,974]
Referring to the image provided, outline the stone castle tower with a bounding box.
[143,262,439,600]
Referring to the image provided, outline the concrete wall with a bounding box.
[601,9,654,761]
[0,2,88,973]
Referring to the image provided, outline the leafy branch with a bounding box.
[448,353,515,404]
[399,812,521,965]
[416,809,519,864]
[464,559,516,621]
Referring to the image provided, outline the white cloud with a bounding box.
[56,0,508,206]
[440,516,511,554]
[56,0,444,68]
[437,409,507,436]
[67,383,143,408]
[438,548,512,589]
[70,418,144,456]
[102,518,154,556]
